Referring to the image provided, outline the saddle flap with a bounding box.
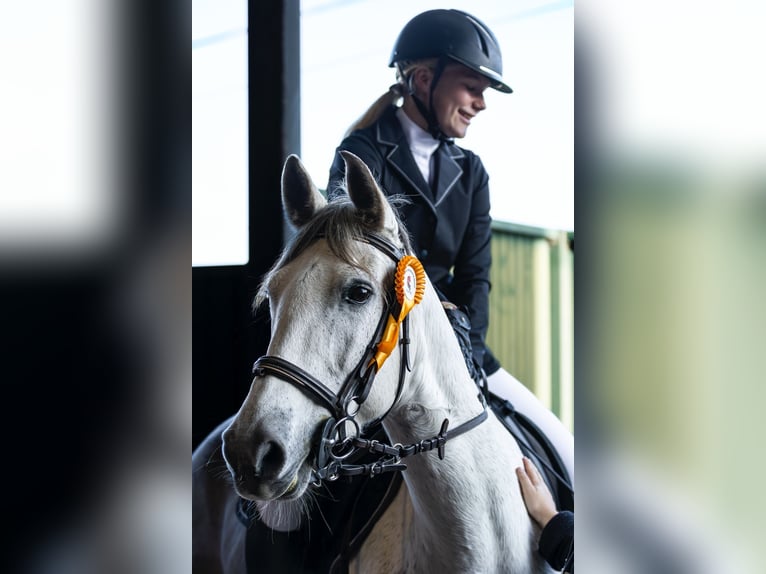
[488,392,574,512]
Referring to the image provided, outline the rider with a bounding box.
[326,9,574,484]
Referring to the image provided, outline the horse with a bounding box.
[193,151,554,573]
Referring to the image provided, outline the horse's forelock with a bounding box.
[253,195,412,313]
[287,195,412,265]
[293,198,371,264]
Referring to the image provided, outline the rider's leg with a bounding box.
[486,367,574,487]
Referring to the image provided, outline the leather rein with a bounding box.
[251,231,487,485]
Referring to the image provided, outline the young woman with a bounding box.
[326,9,574,484]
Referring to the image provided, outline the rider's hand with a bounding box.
[516,456,559,528]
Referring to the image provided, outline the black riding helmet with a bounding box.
[389,9,512,140]
[389,9,512,94]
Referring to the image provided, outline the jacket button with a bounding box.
[420,249,429,258]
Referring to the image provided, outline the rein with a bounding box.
[252,230,487,485]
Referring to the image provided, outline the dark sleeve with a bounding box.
[538,511,574,573]
[451,156,492,368]
[326,133,385,200]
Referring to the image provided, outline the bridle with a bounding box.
[252,229,487,485]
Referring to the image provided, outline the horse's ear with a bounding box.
[281,154,327,228]
[340,150,398,235]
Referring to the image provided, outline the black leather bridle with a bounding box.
[252,230,487,485]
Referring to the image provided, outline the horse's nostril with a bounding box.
[253,439,285,479]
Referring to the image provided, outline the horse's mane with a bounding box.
[254,194,412,311]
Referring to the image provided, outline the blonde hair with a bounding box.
[343,59,437,138]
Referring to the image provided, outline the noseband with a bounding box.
[252,230,487,484]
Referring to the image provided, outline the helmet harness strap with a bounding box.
[403,56,452,143]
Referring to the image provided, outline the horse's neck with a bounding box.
[381,290,542,573]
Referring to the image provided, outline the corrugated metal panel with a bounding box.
[487,232,538,387]
[487,224,573,431]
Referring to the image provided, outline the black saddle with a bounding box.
[487,391,574,512]
[441,301,574,512]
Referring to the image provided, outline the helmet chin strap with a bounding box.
[407,57,452,143]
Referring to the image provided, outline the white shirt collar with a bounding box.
[395,107,440,184]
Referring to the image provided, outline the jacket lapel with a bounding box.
[376,108,467,210]
[432,143,464,207]
[376,110,436,209]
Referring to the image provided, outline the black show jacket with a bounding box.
[327,105,493,368]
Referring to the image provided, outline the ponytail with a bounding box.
[343,84,404,138]
[342,59,437,138]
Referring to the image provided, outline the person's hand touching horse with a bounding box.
[516,456,558,527]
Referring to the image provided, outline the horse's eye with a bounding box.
[344,283,373,305]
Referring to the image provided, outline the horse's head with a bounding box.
[222,152,415,529]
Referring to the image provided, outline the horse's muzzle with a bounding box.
[222,427,291,500]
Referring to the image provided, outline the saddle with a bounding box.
[442,302,574,512]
